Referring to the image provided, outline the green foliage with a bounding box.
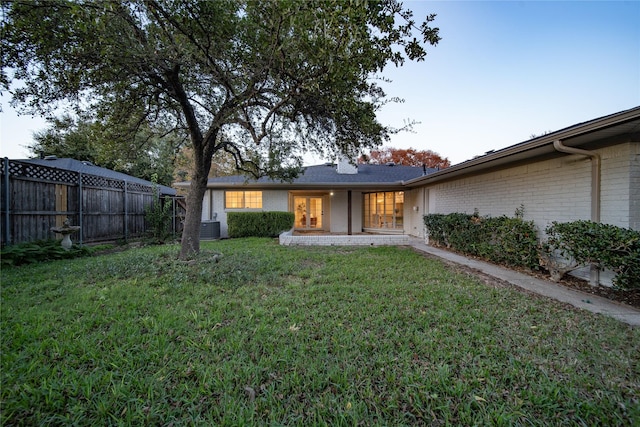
[227,211,294,238]
[2,1,440,177]
[29,116,181,186]
[544,220,640,289]
[424,211,539,269]
[1,0,441,256]
[1,240,93,267]
[144,196,174,244]
[2,239,638,425]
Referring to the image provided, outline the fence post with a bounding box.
[124,180,128,242]
[172,196,176,237]
[3,157,11,245]
[78,172,84,246]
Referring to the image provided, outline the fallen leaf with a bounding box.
[474,395,487,403]
[244,386,256,402]
[289,323,301,331]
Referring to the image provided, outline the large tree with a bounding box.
[1,0,440,257]
[359,146,450,169]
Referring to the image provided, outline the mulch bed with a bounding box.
[551,273,640,309]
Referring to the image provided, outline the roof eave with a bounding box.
[193,181,409,190]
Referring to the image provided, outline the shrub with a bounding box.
[543,220,640,289]
[424,210,539,270]
[227,211,294,238]
[145,196,174,243]
[1,240,94,267]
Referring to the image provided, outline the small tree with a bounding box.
[542,221,640,289]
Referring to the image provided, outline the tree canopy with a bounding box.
[359,146,451,169]
[2,0,440,257]
[29,116,181,186]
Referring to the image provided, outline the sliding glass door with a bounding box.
[363,191,404,230]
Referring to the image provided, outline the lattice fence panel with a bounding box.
[3,160,79,184]
[127,182,154,193]
[81,174,125,190]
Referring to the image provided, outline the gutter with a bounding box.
[552,139,601,285]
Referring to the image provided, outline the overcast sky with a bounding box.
[1,0,639,165]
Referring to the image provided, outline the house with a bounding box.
[181,160,436,239]
[183,106,639,238]
[403,106,639,236]
[179,106,640,284]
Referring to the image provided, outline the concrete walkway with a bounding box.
[408,238,640,327]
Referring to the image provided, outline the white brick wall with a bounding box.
[403,188,425,237]
[330,191,348,233]
[425,143,637,234]
[626,141,640,231]
[329,190,363,233]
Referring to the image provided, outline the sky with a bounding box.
[1,0,639,165]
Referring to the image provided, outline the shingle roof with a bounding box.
[193,163,436,188]
[18,157,176,195]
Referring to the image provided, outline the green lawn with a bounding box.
[2,238,638,425]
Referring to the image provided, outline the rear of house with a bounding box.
[184,160,434,239]
[177,106,640,286]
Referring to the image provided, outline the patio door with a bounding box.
[294,196,323,230]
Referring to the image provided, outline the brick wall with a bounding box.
[628,141,640,231]
[426,143,636,234]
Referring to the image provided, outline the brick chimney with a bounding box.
[336,157,357,174]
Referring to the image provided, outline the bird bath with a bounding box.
[51,219,81,250]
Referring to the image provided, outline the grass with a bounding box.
[1,238,639,425]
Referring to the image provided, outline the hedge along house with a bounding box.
[176,160,438,241]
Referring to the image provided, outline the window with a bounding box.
[225,191,262,209]
[363,191,404,229]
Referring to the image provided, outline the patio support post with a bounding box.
[348,190,352,235]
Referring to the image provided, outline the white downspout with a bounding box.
[423,187,429,244]
[553,139,601,285]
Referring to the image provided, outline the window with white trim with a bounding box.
[225,191,263,209]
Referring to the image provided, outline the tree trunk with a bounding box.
[179,142,213,258]
[179,179,208,258]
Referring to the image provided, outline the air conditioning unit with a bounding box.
[200,221,220,240]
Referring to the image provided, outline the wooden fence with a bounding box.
[1,158,182,246]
